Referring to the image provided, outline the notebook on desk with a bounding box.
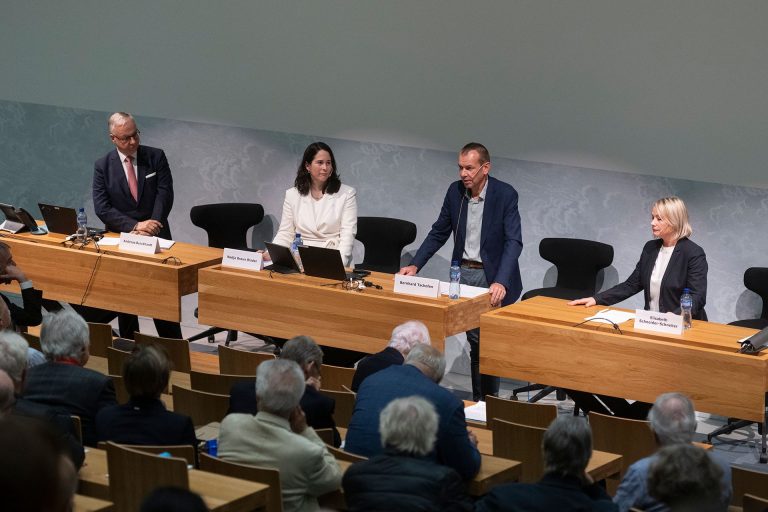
[263,241,300,274]
[38,203,106,236]
[298,245,359,281]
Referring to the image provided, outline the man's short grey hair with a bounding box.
[379,396,438,456]
[279,335,323,368]
[648,392,697,446]
[108,111,135,131]
[404,344,446,382]
[388,321,431,353]
[0,330,29,383]
[0,369,15,413]
[647,444,723,510]
[40,310,89,360]
[543,416,593,477]
[256,359,305,417]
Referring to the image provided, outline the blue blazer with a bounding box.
[92,145,174,239]
[344,364,481,481]
[409,176,523,306]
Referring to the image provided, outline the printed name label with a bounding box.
[222,248,263,271]
[393,274,440,298]
[119,232,160,254]
[633,309,683,335]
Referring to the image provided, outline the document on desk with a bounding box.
[439,282,489,298]
[464,400,487,422]
[585,309,636,325]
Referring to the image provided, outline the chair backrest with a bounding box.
[134,332,191,373]
[98,441,196,466]
[199,453,283,512]
[485,395,558,429]
[538,238,614,293]
[732,466,768,507]
[171,385,230,427]
[109,374,130,403]
[319,388,356,428]
[88,322,114,358]
[355,216,417,273]
[105,441,189,512]
[218,345,276,375]
[190,370,253,395]
[320,364,356,391]
[743,493,768,512]
[22,332,42,352]
[190,203,265,249]
[744,267,768,320]
[106,346,132,376]
[589,411,655,476]
[491,418,545,483]
[327,444,368,463]
[314,428,336,446]
[70,415,83,444]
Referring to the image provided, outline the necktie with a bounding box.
[125,156,138,202]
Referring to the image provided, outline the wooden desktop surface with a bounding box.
[481,296,768,422]
[78,448,268,512]
[198,266,492,353]
[0,229,221,321]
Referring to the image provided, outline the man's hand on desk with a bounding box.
[489,282,506,307]
[133,219,163,236]
[398,265,418,276]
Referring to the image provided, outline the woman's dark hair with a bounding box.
[123,345,172,400]
[294,141,341,196]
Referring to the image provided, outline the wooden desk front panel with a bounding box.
[198,266,491,353]
[481,298,768,422]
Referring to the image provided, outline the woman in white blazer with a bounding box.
[271,142,358,266]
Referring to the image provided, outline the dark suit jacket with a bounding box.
[228,381,341,447]
[23,362,117,447]
[475,473,617,512]
[13,396,86,469]
[350,347,404,392]
[344,364,481,481]
[595,237,708,319]
[409,176,523,306]
[95,398,197,448]
[1,287,43,328]
[92,145,174,238]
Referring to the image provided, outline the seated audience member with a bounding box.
[647,444,725,512]
[476,416,617,512]
[218,359,342,512]
[0,414,78,512]
[141,487,209,512]
[96,345,197,450]
[0,368,13,414]
[613,392,731,512]
[350,320,430,392]
[0,330,84,467]
[0,241,43,330]
[22,309,117,447]
[343,395,473,512]
[0,295,44,367]
[345,344,481,480]
[229,335,341,446]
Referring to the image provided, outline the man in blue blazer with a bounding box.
[400,142,523,401]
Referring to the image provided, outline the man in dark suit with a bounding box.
[345,344,481,481]
[22,309,117,447]
[86,111,181,339]
[0,241,43,330]
[400,142,523,401]
[350,320,430,392]
[228,335,342,447]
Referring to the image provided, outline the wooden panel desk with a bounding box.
[480,296,768,461]
[198,266,492,352]
[0,230,221,321]
[73,494,113,512]
[78,448,268,512]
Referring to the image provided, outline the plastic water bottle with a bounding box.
[291,232,305,272]
[449,261,461,300]
[680,288,693,329]
[76,208,88,243]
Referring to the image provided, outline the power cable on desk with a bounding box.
[571,317,623,335]
[80,252,103,306]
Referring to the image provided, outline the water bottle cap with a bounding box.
[78,208,85,213]
[683,288,691,293]
[451,260,459,266]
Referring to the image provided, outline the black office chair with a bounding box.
[188,203,264,346]
[514,238,614,402]
[354,216,417,274]
[708,267,768,442]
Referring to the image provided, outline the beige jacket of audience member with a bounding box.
[218,411,342,512]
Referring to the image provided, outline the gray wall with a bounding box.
[2,99,766,325]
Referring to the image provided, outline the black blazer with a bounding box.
[13,397,85,469]
[92,145,174,238]
[23,362,117,447]
[595,237,707,319]
[228,381,341,447]
[95,398,197,449]
[351,347,404,392]
[1,287,43,328]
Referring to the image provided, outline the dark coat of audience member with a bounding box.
[350,347,403,392]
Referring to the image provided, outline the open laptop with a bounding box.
[298,245,359,281]
[263,241,301,274]
[38,203,106,236]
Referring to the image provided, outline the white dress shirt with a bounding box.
[649,244,675,312]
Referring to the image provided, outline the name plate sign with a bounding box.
[222,248,263,271]
[393,275,440,298]
[119,232,160,254]
[633,309,684,335]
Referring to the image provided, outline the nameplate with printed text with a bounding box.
[119,232,160,254]
[393,275,440,298]
[222,248,263,271]
[633,309,684,335]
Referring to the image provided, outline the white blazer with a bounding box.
[272,184,358,267]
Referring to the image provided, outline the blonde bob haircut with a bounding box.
[653,196,692,241]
